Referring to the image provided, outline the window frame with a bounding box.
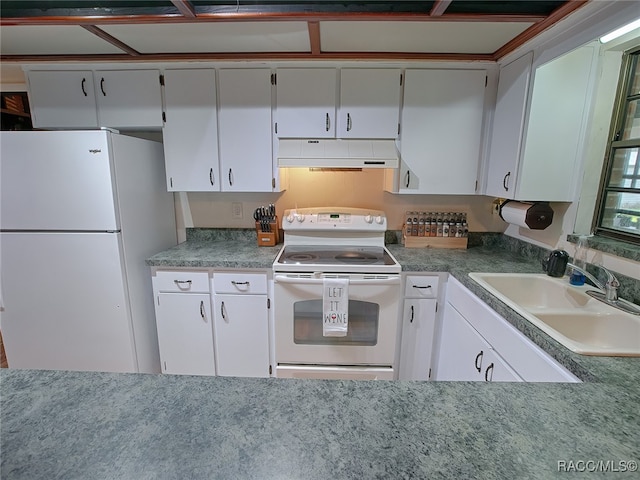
[593,46,640,245]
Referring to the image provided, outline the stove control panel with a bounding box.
[282,207,387,231]
[317,213,351,224]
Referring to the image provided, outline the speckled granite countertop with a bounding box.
[3,231,639,479]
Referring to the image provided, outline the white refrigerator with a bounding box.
[0,130,177,373]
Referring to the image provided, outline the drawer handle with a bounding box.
[231,281,250,286]
[174,280,192,290]
[200,300,205,320]
[484,363,494,382]
[412,285,432,290]
[475,350,483,372]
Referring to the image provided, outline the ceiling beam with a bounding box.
[171,1,197,19]
[0,51,495,64]
[430,1,453,17]
[492,0,588,60]
[81,26,141,56]
[1,13,547,27]
[308,21,321,56]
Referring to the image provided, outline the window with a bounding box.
[595,48,640,244]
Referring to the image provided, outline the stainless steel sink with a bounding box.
[468,273,640,356]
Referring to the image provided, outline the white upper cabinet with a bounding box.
[275,68,402,139]
[484,53,532,199]
[485,45,596,201]
[337,69,402,139]
[27,69,163,129]
[94,70,163,128]
[218,69,274,192]
[389,69,487,194]
[27,70,99,128]
[275,68,337,138]
[162,69,220,192]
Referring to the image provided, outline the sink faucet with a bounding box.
[567,262,620,301]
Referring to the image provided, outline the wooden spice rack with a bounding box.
[255,217,280,247]
[403,233,468,249]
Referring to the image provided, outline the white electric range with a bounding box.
[272,207,402,380]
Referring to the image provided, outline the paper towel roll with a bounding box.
[499,201,554,230]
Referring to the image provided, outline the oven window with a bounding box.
[293,300,379,346]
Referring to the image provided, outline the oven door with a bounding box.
[273,273,401,367]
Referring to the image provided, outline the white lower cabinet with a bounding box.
[437,302,521,382]
[152,271,215,376]
[212,273,270,378]
[435,276,580,383]
[399,299,437,380]
[398,275,440,380]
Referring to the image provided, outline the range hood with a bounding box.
[277,139,400,169]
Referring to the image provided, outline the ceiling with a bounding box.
[0,1,588,62]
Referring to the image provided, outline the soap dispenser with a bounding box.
[570,235,588,286]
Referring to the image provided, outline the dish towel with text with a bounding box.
[323,277,349,337]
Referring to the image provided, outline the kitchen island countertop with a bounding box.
[3,235,639,479]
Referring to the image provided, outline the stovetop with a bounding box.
[274,245,401,273]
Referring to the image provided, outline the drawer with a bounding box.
[153,270,210,293]
[404,275,439,298]
[212,273,268,295]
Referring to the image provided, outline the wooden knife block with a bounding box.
[255,217,279,246]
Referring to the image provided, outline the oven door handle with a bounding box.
[274,275,401,285]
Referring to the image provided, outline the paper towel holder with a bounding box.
[499,200,554,230]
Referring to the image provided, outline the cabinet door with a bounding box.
[398,69,486,194]
[155,293,215,376]
[399,298,437,380]
[275,68,336,138]
[436,302,521,382]
[485,53,533,198]
[162,69,220,192]
[95,70,163,128]
[213,294,269,377]
[516,46,595,201]
[338,69,401,139]
[218,69,274,192]
[27,71,98,128]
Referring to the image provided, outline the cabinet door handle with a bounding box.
[346,113,352,132]
[474,350,483,372]
[325,112,330,132]
[81,78,88,97]
[209,168,214,186]
[100,77,106,96]
[405,170,411,188]
[502,171,511,191]
[228,168,233,186]
[410,305,414,323]
[412,285,432,290]
[221,301,226,320]
[200,300,205,320]
[484,363,494,382]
